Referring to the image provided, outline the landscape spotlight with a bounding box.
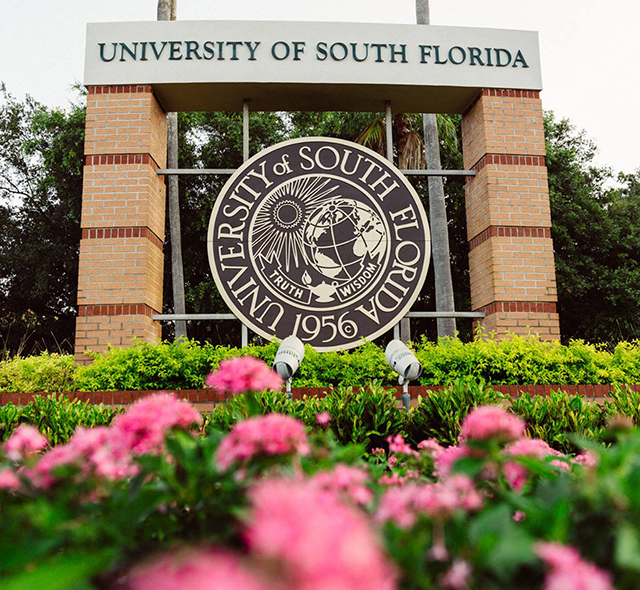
[385,339,423,411]
[273,336,305,399]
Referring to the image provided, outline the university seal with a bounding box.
[207,137,430,351]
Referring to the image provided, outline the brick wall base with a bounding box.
[2,385,635,409]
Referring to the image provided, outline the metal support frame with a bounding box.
[156,168,476,177]
[152,99,484,347]
[241,99,250,348]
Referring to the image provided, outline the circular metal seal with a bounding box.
[207,137,431,351]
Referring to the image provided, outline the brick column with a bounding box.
[461,89,560,340]
[74,85,167,362]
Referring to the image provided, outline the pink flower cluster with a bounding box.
[376,475,483,529]
[3,425,48,461]
[311,465,373,505]
[206,356,283,394]
[387,435,419,458]
[112,393,203,455]
[418,439,444,457]
[536,542,614,590]
[503,438,564,491]
[215,414,310,471]
[4,394,203,489]
[126,547,270,590]
[36,426,135,486]
[460,406,526,442]
[246,478,396,590]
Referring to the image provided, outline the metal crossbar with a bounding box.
[156,168,476,177]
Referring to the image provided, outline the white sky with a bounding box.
[1,0,638,174]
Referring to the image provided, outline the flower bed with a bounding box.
[0,358,639,588]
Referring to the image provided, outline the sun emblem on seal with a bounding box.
[251,175,388,306]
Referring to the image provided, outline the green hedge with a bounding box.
[2,337,640,394]
[4,383,638,453]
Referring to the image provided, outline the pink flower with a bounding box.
[441,559,472,589]
[417,439,444,458]
[126,547,271,590]
[215,414,310,471]
[513,510,526,522]
[460,406,525,443]
[206,357,283,394]
[371,448,386,456]
[503,439,564,492]
[387,435,419,458]
[246,478,396,590]
[112,394,203,456]
[505,438,561,459]
[573,451,598,469]
[312,465,373,505]
[36,426,135,487]
[0,468,20,491]
[4,425,48,461]
[316,412,331,425]
[388,456,398,467]
[434,445,472,478]
[378,472,411,487]
[376,475,483,529]
[536,542,614,590]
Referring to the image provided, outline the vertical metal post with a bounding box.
[241,99,250,349]
[401,381,411,412]
[242,100,250,162]
[386,101,402,341]
[385,101,393,163]
[386,101,411,343]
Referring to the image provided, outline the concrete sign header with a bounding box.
[85,20,542,113]
[207,138,431,351]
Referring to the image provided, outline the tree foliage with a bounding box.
[545,112,640,342]
[0,87,84,355]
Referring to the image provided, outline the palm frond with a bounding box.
[398,129,426,170]
[354,117,387,155]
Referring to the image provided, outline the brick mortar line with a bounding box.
[468,226,552,251]
[81,226,164,252]
[477,301,557,317]
[470,153,547,173]
[2,383,638,406]
[77,303,160,318]
[462,88,541,116]
[86,85,154,95]
[84,153,162,171]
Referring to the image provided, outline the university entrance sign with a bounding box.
[74,18,561,362]
[207,138,430,351]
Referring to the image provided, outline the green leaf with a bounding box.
[615,522,640,571]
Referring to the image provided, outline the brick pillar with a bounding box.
[461,89,560,340]
[74,85,167,363]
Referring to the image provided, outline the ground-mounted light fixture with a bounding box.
[385,339,423,411]
[273,336,305,399]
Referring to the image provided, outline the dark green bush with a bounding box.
[0,395,119,445]
[510,390,609,453]
[405,378,505,446]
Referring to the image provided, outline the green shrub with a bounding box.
[608,384,640,425]
[0,352,76,393]
[319,382,406,451]
[405,378,505,446]
[0,395,119,445]
[510,390,610,453]
[5,336,640,394]
[414,335,630,385]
